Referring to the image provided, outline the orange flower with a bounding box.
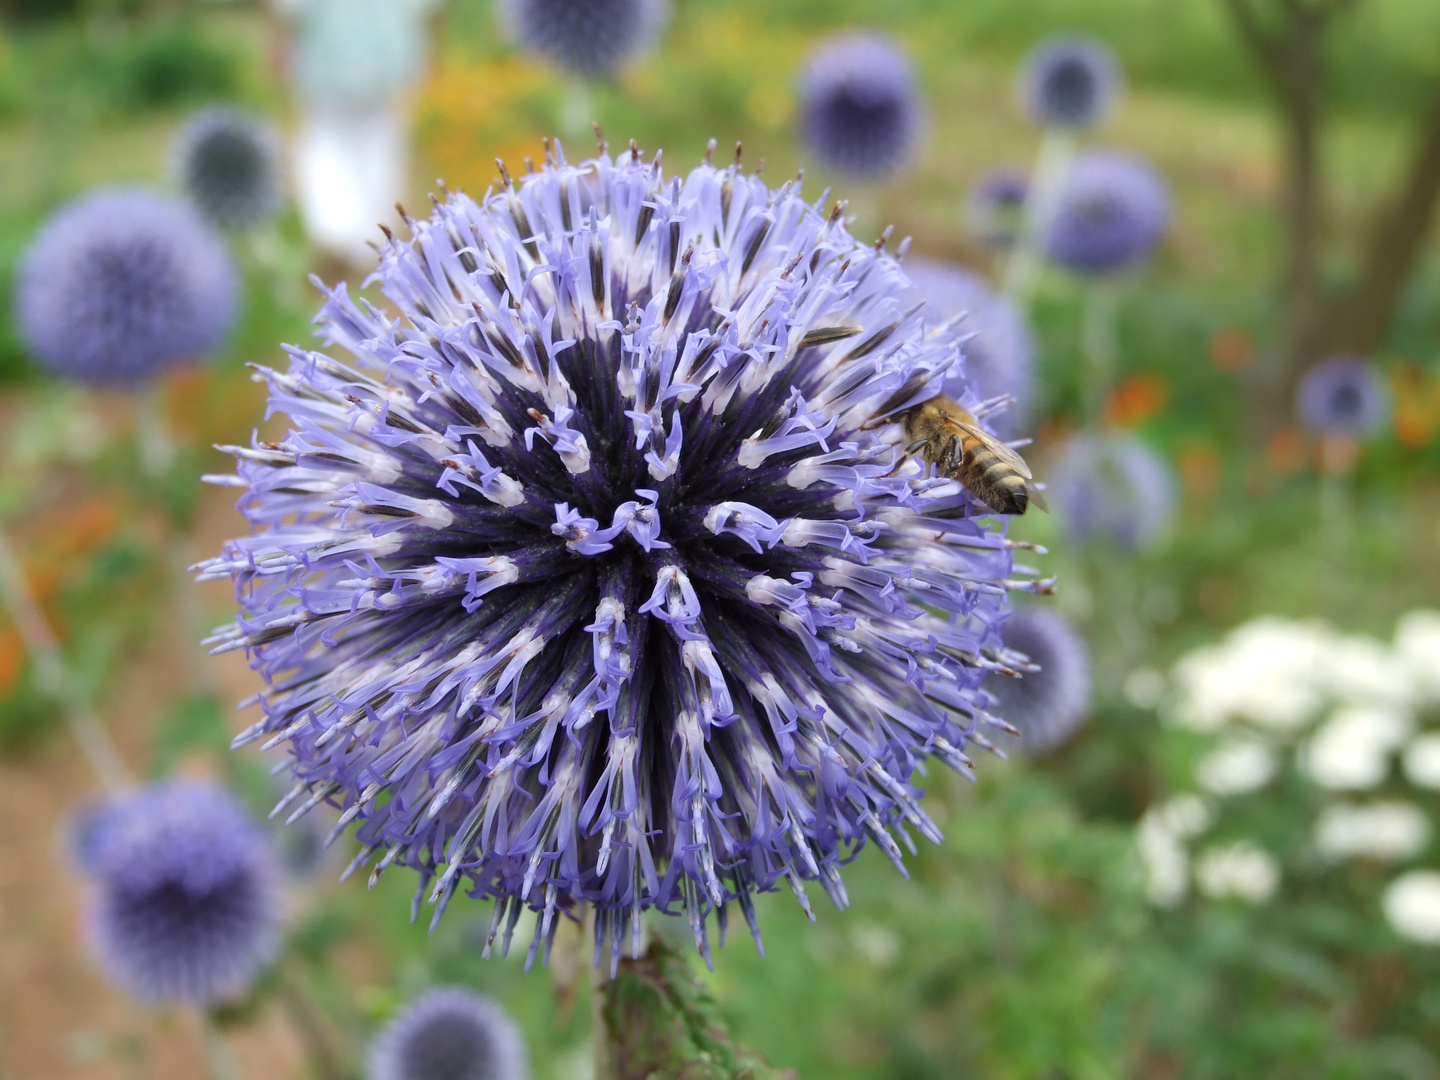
[1103,372,1169,428]
[1209,327,1253,373]
[0,626,24,695]
[1265,426,1307,478]
[1179,443,1222,498]
[1391,362,1440,451]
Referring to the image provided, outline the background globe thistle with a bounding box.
[81,781,282,1006]
[1049,432,1175,550]
[1018,35,1122,129]
[797,34,922,181]
[1295,354,1389,437]
[173,107,284,230]
[501,0,667,78]
[201,144,1033,963]
[984,607,1091,754]
[903,258,1034,438]
[14,187,238,385]
[965,168,1029,250]
[1041,151,1170,276]
[369,987,527,1080]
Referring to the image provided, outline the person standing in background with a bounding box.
[271,0,439,268]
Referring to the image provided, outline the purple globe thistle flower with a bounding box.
[173,107,284,230]
[798,34,922,181]
[200,143,1034,964]
[1295,354,1389,438]
[965,168,1029,251]
[501,0,667,78]
[1041,152,1170,276]
[81,781,282,1006]
[985,607,1090,754]
[902,258,1034,439]
[1018,35,1122,130]
[369,987,527,1080]
[1049,432,1175,550]
[14,188,238,385]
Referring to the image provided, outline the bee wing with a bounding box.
[950,419,1034,479]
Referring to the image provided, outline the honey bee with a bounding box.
[901,395,1046,516]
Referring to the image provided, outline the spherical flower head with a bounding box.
[1295,354,1389,438]
[82,781,282,1006]
[501,0,667,78]
[203,142,1031,963]
[984,607,1090,754]
[964,168,1028,251]
[173,107,284,230]
[902,258,1034,439]
[1049,432,1175,550]
[1041,151,1169,276]
[369,987,527,1080]
[14,187,238,386]
[798,34,922,181]
[1018,35,1121,130]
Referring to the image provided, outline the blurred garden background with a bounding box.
[3,0,1440,1078]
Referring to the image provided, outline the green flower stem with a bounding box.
[593,936,795,1080]
[201,1010,243,1080]
[1081,280,1122,426]
[1003,128,1077,307]
[0,523,131,792]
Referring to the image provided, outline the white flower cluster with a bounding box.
[1134,612,1440,943]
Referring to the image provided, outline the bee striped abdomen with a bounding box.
[901,395,1037,516]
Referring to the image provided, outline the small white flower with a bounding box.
[849,923,901,968]
[1301,704,1412,790]
[1196,738,1277,796]
[1324,634,1413,708]
[1383,870,1440,944]
[1194,841,1280,904]
[1170,619,1339,733]
[1403,733,1440,790]
[1123,667,1167,710]
[1138,808,1190,907]
[1160,793,1214,838]
[1314,802,1430,862]
[1395,611,1440,705]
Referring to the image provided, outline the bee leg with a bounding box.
[882,440,928,478]
[939,434,963,473]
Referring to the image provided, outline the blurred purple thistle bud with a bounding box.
[797,34,923,181]
[1042,151,1170,276]
[985,607,1091,754]
[369,987,527,1080]
[79,781,282,1007]
[14,188,237,385]
[1018,35,1122,130]
[1295,355,1389,438]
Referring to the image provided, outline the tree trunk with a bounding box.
[1270,12,1327,406]
[1327,84,1440,356]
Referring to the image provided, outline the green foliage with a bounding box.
[0,664,57,750]
[101,19,240,109]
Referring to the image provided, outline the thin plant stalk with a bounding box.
[559,79,596,145]
[1318,436,1356,614]
[1081,280,1122,426]
[1002,128,1078,307]
[0,523,130,792]
[137,384,177,478]
[201,1010,243,1080]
